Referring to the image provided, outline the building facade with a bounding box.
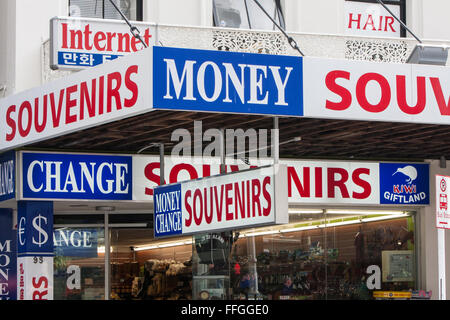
[0,0,450,300]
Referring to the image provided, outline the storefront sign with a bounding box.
[344,1,401,38]
[436,175,450,229]
[53,228,98,258]
[0,46,152,152]
[153,46,303,116]
[380,163,429,205]
[20,152,132,201]
[153,165,288,238]
[303,57,450,125]
[50,17,155,70]
[0,209,17,300]
[0,151,15,202]
[134,156,429,206]
[17,201,53,300]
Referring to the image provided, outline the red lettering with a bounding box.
[225,183,233,221]
[107,72,122,112]
[6,105,16,141]
[50,89,65,128]
[169,163,198,183]
[99,76,105,115]
[18,101,32,137]
[385,16,396,32]
[325,70,352,111]
[69,29,83,49]
[352,168,371,199]
[61,23,68,49]
[288,167,310,197]
[262,176,271,216]
[327,168,350,198]
[315,167,323,197]
[397,75,426,115]
[363,14,376,31]
[214,185,224,222]
[356,73,391,113]
[65,84,78,124]
[84,24,92,50]
[35,96,47,133]
[193,189,203,225]
[430,77,450,115]
[251,179,262,217]
[235,182,246,219]
[124,65,139,107]
[106,32,116,51]
[204,188,213,224]
[144,162,163,196]
[348,13,362,29]
[32,276,48,300]
[94,31,106,51]
[80,79,96,120]
[185,190,192,227]
[118,33,131,53]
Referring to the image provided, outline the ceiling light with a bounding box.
[288,209,323,214]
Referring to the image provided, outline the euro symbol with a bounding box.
[32,214,48,248]
[18,217,26,246]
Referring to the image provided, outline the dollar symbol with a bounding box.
[32,214,48,248]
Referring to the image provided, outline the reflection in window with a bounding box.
[69,0,141,21]
[213,0,285,30]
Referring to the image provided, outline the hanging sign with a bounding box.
[17,201,54,300]
[0,209,17,300]
[436,175,450,229]
[153,164,288,238]
[53,228,98,258]
[0,151,15,202]
[50,16,156,70]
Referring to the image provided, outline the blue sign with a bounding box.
[22,152,132,200]
[54,228,98,258]
[153,46,303,116]
[0,151,15,202]
[17,201,54,257]
[58,51,121,67]
[153,183,183,238]
[0,209,17,300]
[379,163,429,205]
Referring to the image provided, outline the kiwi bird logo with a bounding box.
[392,166,418,185]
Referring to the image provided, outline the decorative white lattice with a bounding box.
[345,39,409,63]
[212,29,286,54]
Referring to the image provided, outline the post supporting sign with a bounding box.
[436,174,450,300]
[153,164,288,238]
[17,201,54,300]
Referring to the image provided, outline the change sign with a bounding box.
[153,165,288,238]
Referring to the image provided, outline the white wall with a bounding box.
[13,0,67,94]
[0,0,16,97]
[143,0,212,27]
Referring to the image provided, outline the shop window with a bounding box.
[213,0,285,30]
[69,0,143,21]
[344,0,406,38]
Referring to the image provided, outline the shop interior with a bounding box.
[52,208,416,300]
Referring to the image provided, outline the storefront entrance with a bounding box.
[52,208,417,300]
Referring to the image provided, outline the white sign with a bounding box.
[50,16,156,70]
[344,1,401,38]
[133,155,429,206]
[17,256,53,300]
[153,165,288,237]
[0,47,153,152]
[436,175,450,229]
[303,57,450,125]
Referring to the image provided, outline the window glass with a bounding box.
[53,227,105,300]
[69,0,140,21]
[213,0,285,30]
